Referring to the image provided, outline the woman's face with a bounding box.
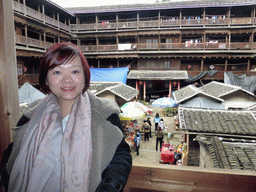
[46,55,85,107]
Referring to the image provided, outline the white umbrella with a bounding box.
[121,102,152,114]
[152,97,178,108]
[119,107,145,121]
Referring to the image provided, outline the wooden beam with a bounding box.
[0,0,20,160]
[124,164,256,192]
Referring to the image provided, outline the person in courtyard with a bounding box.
[156,126,164,151]
[134,130,141,156]
[0,42,132,192]
[158,118,165,130]
[153,113,161,131]
[146,117,152,138]
[141,120,150,142]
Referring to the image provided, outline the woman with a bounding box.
[156,126,164,151]
[1,42,132,192]
[153,113,161,131]
[141,120,150,142]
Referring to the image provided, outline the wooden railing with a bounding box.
[13,1,256,33]
[15,35,53,49]
[78,42,256,52]
[70,17,256,32]
[15,34,256,53]
[13,1,70,32]
[124,163,256,192]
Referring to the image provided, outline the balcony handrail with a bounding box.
[76,41,255,52]
[124,163,256,192]
[13,1,70,31]
[71,16,254,31]
[15,34,53,49]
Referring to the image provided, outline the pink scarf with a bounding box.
[8,93,92,192]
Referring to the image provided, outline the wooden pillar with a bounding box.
[117,60,119,68]
[203,8,206,27]
[57,12,60,29]
[25,25,28,48]
[0,0,20,160]
[228,33,231,50]
[95,14,98,31]
[225,58,228,71]
[137,35,140,51]
[136,80,139,100]
[42,5,45,24]
[97,59,100,68]
[143,81,146,101]
[228,7,231,26]
[76,16,79,32]
[43,32,46,50]
[116,13,118,30]
[179,9,182,27]
[247,59,251,72]
[169,81,172,98]
[250,33,253,49]
[96,37,99,52]
[178,80,180,90]
[158,10,161,28]
[24,0,26,15]
[201,59,204,71]
[203,33,206,50]
[137,11,139,30]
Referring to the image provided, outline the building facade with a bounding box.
[14,0,256,100]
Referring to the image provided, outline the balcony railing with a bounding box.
[70,17,256,32]
[124,164,256,192]
[15,34,256,52]
[13,1,70,32]
[78,42,256,52]
[15,35,53,49]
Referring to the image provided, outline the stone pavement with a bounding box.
[131,106,184,165]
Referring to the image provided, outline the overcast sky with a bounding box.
[51,0,157,8]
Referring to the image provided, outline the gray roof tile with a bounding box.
[66,0,256,14]
[127,70,188,80]
[196,135,256,171]
[179,107,256,135]
[89,81,138,101]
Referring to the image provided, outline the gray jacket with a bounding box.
[5,91,130,191]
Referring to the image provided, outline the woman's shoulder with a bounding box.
[86,90,120,119]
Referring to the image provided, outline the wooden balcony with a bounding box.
[71,17,256,32]
[14,33,256,56]
[15,35,53,49]
[13,1,70,32]
[124,164,256,192]
[78,42,256,52]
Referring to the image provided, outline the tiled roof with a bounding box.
[200,81,240,98]
[196,135,256,171]
[127,70,188,80]
[173,85,199,103]
[66,0,256,14]
[179,107,256,135]
[173,84,223,104]
[244,104,256,111]
[45,0,75,16]
[200,81,255,98]
[89,81,138,101]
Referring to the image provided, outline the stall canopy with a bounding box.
[90,67,129,84]
[18,82,45,104]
